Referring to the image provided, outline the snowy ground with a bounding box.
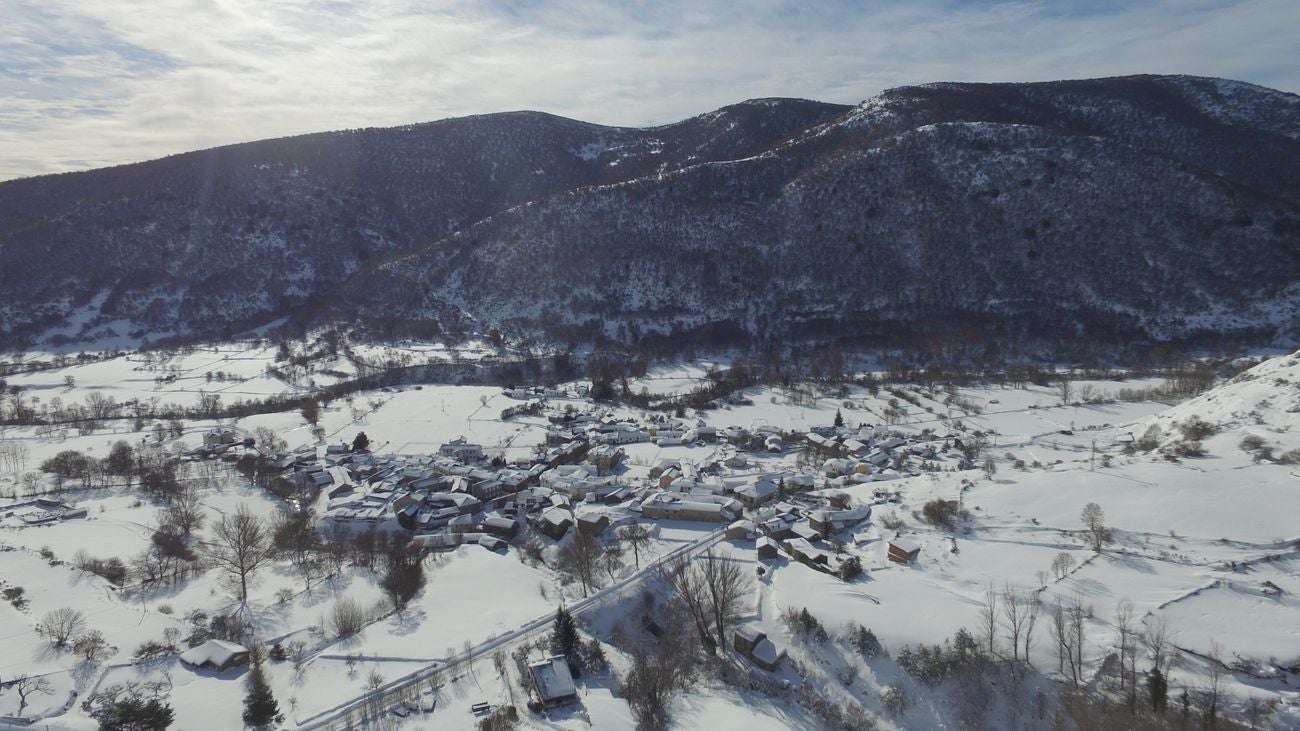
[2,350,1299,728]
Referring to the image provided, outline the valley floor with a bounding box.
[1,344,1298,729]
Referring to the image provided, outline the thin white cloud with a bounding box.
[1,0,1296,180]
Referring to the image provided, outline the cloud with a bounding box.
[1,0,1297,180]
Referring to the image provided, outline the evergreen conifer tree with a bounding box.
[351,432,371,452]
[95,695,174,730]
[549,605,578,660]
[242,661,283,729]
[1148,666,1168,713]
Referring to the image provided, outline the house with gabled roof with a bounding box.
[179,639,249,671]
[888,538,921,564]
[734,626,784,672]
[528,655,578,707]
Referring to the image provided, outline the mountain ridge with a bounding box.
[2,74,1298,351]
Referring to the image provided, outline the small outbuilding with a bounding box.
[726,519,756,540]
[576,513,611,537]
[888,538,921,564]
[734,626,784,672]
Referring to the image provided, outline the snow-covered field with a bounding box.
[2,348,1299,728]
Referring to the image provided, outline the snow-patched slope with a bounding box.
[1146,352,1300,454]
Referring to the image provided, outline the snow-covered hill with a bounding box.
[3,75,1300,351]
[1142,352,1300,459]
[346,74,1300,349]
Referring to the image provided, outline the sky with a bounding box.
[2,0,1298,181]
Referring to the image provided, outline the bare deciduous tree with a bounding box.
[202,503,274,607]
[1114,600,1137,696]
[254,426,287,453]
[699,548,751,652]
[620,630,695,729]
[1069,595,1086,682]
[600,544,624,582]
[328,597,366,638]
[1052,602,1069,678]
[1052,594,1086,685]
[159,485,204,536]
[1022,590,1040,667]
[1051,552,1076,581]
[1142,614,1175,675]
[74,629,111,662]
[7,674,53,717]
[557,529,602,597]
[40,607,86,647]
[659,549,751,654]
[979,582,999,656]
[1201,640,1227,727]
[1081,502,1110,551]
[1001,583,1031,664]
[660,553,718,653]
[619,523,653,569]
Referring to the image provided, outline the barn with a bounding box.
[887,538,921,564]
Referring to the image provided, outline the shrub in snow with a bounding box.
[881,686,908,715]
[74,551,128,585]
[329,597,366,638]
[3,585,27,609]
[478,705,519,731]
[921,499,960,531]
[74,629,112,661]
[1163,439,1205,459]
[1178,415,1216,441]
[1239,434,1273,462]
[1133,424,1162,452]
[135,640,174,661]
[836,556,863,581]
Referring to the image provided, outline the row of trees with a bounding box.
[549,522,655,598]
[198,504,429,611]
[0,378,330,429]
[968,576,1262,727]
[34,440,186,498]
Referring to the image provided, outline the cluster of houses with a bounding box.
[251,401,932,583]
[723,499,873,570]
[503,385,589,400]
[157,393,952,711]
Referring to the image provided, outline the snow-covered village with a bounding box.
[4,5,1300,729]
[1,339,1298,730]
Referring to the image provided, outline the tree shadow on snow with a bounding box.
[386,608,428,637]
[1105,551,1156,574]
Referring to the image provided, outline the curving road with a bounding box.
[294,525,727,729]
